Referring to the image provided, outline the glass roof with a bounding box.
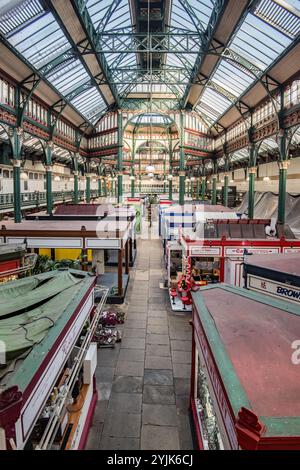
[131,113,174,126]
[0,0,298,129]
[196,0,299,127]
[0,0,106,124]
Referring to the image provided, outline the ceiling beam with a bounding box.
[182,0,251,108]
[47,0,120,108]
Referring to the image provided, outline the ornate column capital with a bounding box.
[11,159,21,168]
[248,167,257,175]
[278,160,290,171]
[178,171,185,177]
[73,171,79,176]
[45,165,53,172]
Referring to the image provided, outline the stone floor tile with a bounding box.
[112,375,143,394]
[121,337,146,349]
[143,385,175,404]
[170,340,192,352]
[142,404,178,427]
[118,348,145,362]
[100,437,140,450]
[173,363,191,379]
[145,356,172,370]
[144,369,173,386]
[146,333,170,345]
[85,423,103,450]
[141,425,180,450]
[146,344,171,357]
[171,350,192,364]
[123,328,146,338]
[108,392,142,414]
[102,412,141,438]
[115,360,144,377]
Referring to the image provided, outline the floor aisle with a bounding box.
[86,235,194,450]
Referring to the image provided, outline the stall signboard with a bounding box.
[190,246,222,256]
[283,247,300,254]
[224,247,280,257]
[248,275,300,304]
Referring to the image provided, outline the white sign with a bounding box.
[248,275,300,304]
[225,247,280,257]
[283,248,300,254]
[191,246,221,256]
[20,293,93,443]
[7,237,83,248]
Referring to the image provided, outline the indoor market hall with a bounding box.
[0,0,300,456]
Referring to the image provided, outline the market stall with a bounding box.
[0,219,132,303]
[0,269,107,450]
[191,284,300,450]
[167,219,300,312]
[244,253,300,304]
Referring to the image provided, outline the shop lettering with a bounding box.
[277,286,300,300]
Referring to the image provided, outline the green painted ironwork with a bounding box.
[86,174,91,203]
[179,112,185,205]
[211,176,217,205]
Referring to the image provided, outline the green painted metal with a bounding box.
[86,174,91,203]
[9,128,22,223]
[278,131,289,225]
[278,167,287,224]
[196,177,200,199]
[201,177,206,200]
[117,111,123,202]
[73,173,79,204]
[46,168,53,215]
[98,177,102,197]
[211,176,217,205]
[223,174,229,207]
[248,172,255,219]
[179,112,185,205]
[73,0,120,107]
[13,163,21,223]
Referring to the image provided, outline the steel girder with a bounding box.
[181,0,226,107]
[58,0,120,106]
[78,31,202,55]
[121,99,180,112]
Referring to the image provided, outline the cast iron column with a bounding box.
[12,160,21,223]
[73,171,79,204]
[201,177,206,200]
[117,111,123,203]
[179,111,185,205]
[86,173,91,203]
[211,175,217,205]
[9,127,23,223]
[223,173,229,207]
[98,175,102,197]
[248,167,256,219]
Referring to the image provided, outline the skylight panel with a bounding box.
[254,0,300,39]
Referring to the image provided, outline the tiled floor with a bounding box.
[86,233,194,450]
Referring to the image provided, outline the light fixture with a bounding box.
[69,177,74,183]
[186,177,190,183]
[54,175,61,182]
[168,174,173,180]
[148,172,154,178]
[92,178,97,183]
[146,164,155,173]
[20,171,28,180]
[130,175,135,181]
[230,179,234,183]
[190,176,195,182]
[113,176,118,182]
[263,176,270,182]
